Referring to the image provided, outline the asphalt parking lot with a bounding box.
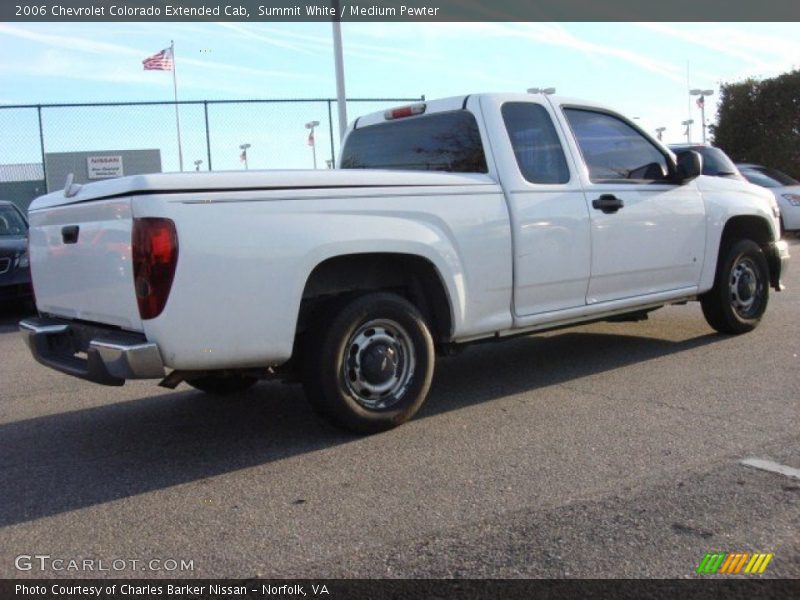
[1,239,798,580]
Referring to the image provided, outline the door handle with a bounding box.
[61,225,80,244]
[592,194,624,214]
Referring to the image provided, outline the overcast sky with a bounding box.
[1,22,798,170]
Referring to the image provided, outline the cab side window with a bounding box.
[564,108,671,183]
[502,102,570,184]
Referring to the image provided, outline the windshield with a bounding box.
[696,147,740,176]
[0,205,28,236]
[740,166,799,188]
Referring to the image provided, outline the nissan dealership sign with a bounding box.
[87,155,124,179]
[44,149,161,191]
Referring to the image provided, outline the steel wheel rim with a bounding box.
[342,318,416,410]
[729,256,762,318]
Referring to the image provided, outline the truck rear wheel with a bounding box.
[302,292,435,434]
[187,374,258,395]
[701,239,769,334]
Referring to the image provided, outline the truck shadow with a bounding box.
[423,329,720,418]
[0,328,721,528]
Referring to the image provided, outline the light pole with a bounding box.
[305,120,320,169]
[239,143,251,170]
[527,87,556,95]
[690,89,714,144]
[681,120,694,143]
[193,159,203,171]
[331,0,347,140]
[655,127,666,141]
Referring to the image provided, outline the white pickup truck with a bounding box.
[21,93,790,433]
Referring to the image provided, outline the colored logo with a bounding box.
[696,552,773,574]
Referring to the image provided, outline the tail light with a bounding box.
[132,218,178,320]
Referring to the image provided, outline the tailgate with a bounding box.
[28,198,143,331]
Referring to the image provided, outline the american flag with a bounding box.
[696,95,705,109]
[143,47,174,71]
[307,129,315,147]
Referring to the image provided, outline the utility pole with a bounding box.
[331,0,348,140]
[690,89,714,144]
[681,119,694,143]
[239,143,251,170]
[305,120,320,169]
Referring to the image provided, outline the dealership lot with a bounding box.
[1,240,798,579]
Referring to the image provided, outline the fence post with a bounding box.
[37,106,48,192]
[327,100,336,169]
[204,101,212,171]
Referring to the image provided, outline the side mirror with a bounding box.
[675,150,703,183]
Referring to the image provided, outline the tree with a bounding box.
[711,70,800,179]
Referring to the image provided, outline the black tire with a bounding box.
[701,239,769,334]
[187,374,258,395]
[302,292,435,434]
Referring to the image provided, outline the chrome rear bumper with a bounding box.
[19,317,164,386]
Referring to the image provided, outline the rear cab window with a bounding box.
[340,110,488,173]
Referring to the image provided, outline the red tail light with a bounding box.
[132,218,178,320]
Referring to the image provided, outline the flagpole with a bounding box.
[171,40,184,171]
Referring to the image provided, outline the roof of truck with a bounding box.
[349,92,615,130]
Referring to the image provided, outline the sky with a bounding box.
[1,21,799,172]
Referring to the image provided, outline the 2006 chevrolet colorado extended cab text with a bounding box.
[20,93,790,433]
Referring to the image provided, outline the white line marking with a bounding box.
[739,458,800,480]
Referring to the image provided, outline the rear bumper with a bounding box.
[19,317,165,386]
[766,240,790,291]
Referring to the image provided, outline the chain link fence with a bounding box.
[0,96,423,209]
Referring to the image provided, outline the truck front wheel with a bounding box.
[302,292,435,434]
[701,239,769,334]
